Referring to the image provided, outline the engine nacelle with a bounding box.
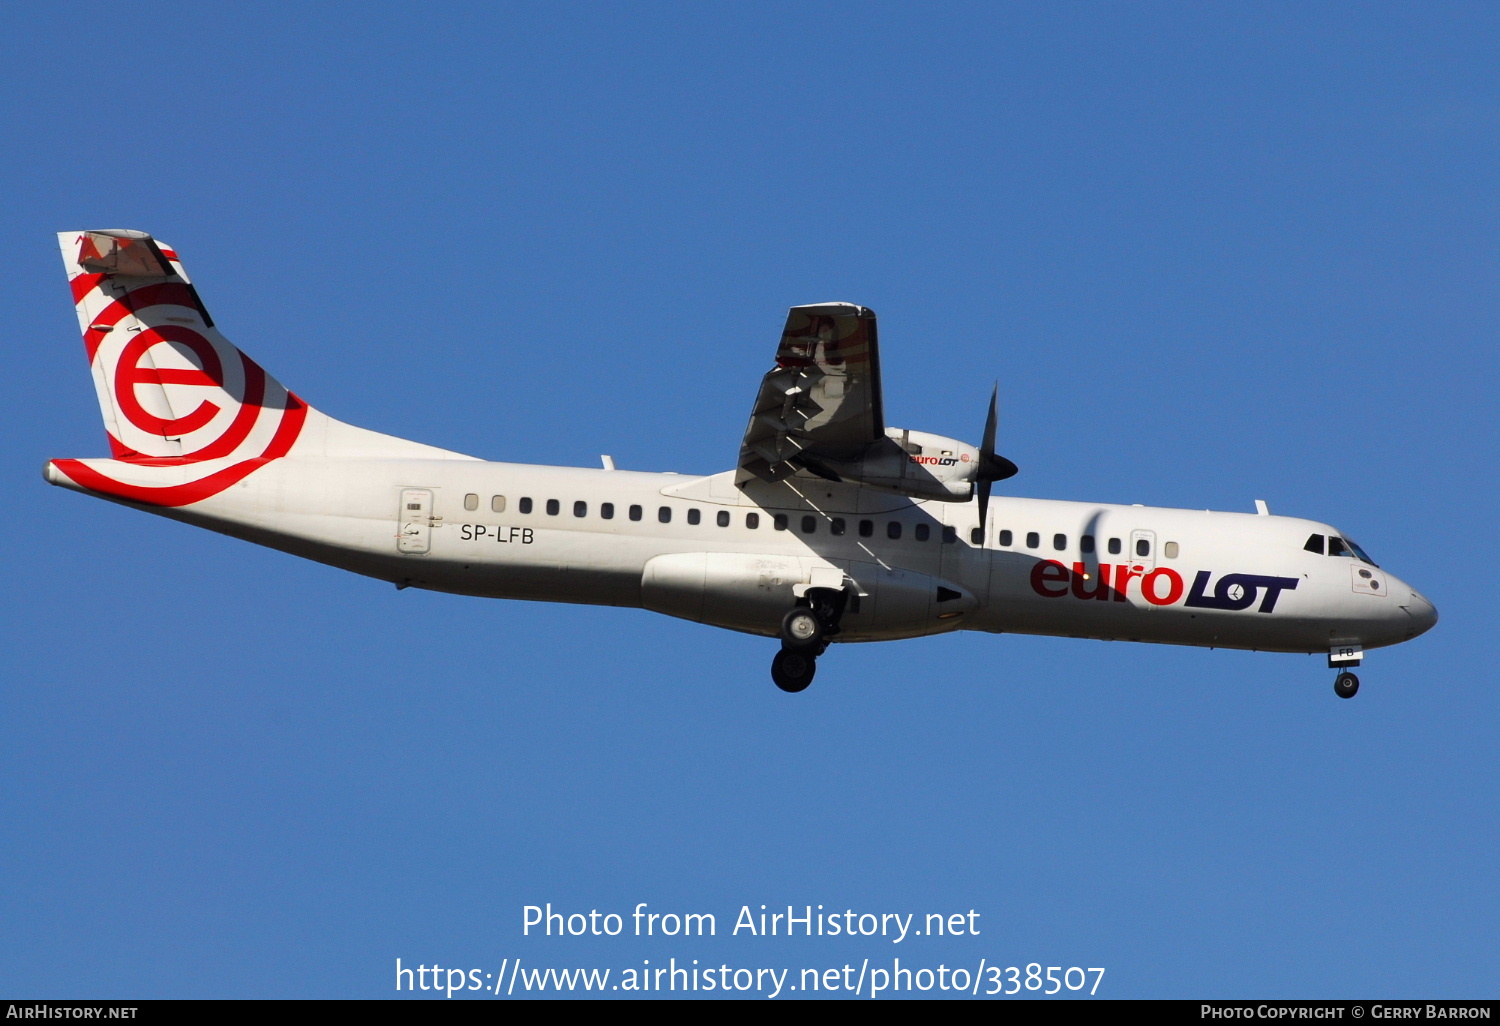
[814,427,979,502]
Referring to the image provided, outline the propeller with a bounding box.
[976,384,1019,531]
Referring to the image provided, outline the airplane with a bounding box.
[45,229,1437,698]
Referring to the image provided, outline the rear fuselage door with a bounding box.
[398,489,434,554]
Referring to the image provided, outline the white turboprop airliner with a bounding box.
[47,230,1437,697]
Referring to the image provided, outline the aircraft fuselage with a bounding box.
[48,455,1436,657]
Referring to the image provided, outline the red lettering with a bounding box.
[1030,559,1070,597]
[1141,567,1184,605]
[1070,562,1112,600]
[1113,564,1144,601]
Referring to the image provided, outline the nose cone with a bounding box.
[1403,589,1438,638]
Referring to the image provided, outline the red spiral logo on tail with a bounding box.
[52,277,306,507]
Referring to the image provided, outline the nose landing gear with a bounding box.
[1328,645,1362,699]
[770,588,846,693]
[1334,671,1360,699]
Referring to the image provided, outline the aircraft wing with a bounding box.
[737,303,884,484]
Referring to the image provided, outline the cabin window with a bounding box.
[573,501,587,518]
[859,520,874,538]
[887,521,903,540]
[519,497,533,514]
[1164,541,1179,558]
[1304,534,1325,554]
[717,510,730,527]
[463,493,479,511]
[801,515,817,534]
[1026,532,1040,549]
[491,495,506,513]
[915,523,930,542]
[1136,537,1150,557]
[546,499,560,516]
[745,512,760,529]
[831,518,846,536]
[658,506,672,524]
[628,504,642,521]
[1328,536,1349,557]
[774,513,788,531]
[1108,537,1121,554]
[600,502,614,520]
[1081,535,1095,553]
[971,527,983,545]
[407,502,421,511]
[942,525,957,543]
[1053,533,1067,551]
[998,529,1012,547]
[687,508,701,525]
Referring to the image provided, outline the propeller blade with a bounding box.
[975,383,1015,533]
[981,384,997,463]
[976,384,1017,484]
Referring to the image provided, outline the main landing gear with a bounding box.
[1334,671,1360,699]
[771,648,818,693]
[770,589,846,693]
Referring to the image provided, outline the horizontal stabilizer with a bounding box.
[76,230,174,277]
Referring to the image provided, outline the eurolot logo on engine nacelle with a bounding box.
[1030,560,1300,613]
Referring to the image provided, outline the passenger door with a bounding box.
[397,489,434,554]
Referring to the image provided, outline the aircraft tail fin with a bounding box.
[50,230,473,506]
[60,229,307,462]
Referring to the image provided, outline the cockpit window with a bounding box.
[1316,533,1379,565]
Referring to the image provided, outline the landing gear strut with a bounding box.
[770,588,847,692]
[1334,671,1360,699]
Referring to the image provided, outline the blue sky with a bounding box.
[3,2,1496,999]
